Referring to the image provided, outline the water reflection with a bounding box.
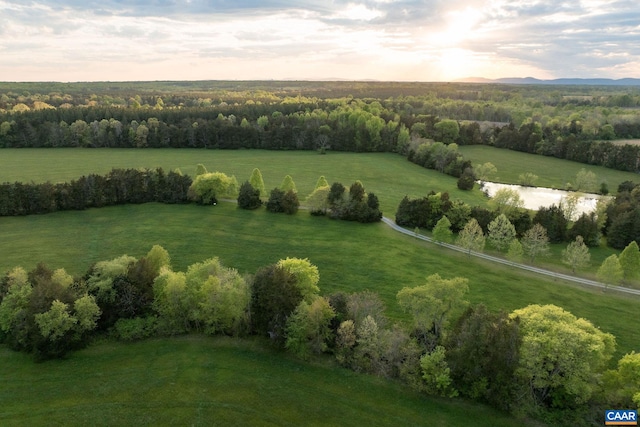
[480,181,609,220]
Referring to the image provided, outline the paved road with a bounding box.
[381,217,640,297]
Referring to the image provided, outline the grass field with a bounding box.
[0,335,530,427]
[459,145,640,190]
[2,148,639,426]
[0,148,488,214]
[1,203,638,359]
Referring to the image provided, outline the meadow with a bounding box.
[0,202,638,359]
[1,148,639,426]
[0,336,529,427]
[458,145,640,190]
[0,148,487,214]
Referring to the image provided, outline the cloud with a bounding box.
[0,0,638,81]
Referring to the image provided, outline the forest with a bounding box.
[1,81,640,173]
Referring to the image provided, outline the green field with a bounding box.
[0,148,488,214]
[459,145,640,190]
[0,335,529,427]
[1,203,638,359]
[1,148,639,426]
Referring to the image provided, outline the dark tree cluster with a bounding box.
[0,168,192,216]
[265,188,299,214]
[327,182,382,223]
[237,181,262,210]
[605,181,640,249]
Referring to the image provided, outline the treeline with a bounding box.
[0,249,637,426]
[396,180,640,255]
[0,168,192,216]
[483,121,640,173]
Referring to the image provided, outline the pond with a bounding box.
[480,181,609,219]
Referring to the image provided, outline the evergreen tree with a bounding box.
[249,168,266,199]
[237,181,262,210]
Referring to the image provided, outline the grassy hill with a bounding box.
[0,203,637,358]
[0,336,530,427]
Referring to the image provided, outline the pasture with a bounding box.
[0,202,638,358]
[2,147,640,426]
[0,336,528,427]
[458,145,640,190]
[0,148,487,214]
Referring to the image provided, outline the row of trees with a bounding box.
[0,168,192,216]
[2,83,640,173]
[1,248,637,425]
[396,180,640,252]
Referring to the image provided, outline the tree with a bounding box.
[574,168,597,192]
[619,241,640,281]
[276,258,320,302]
[396,274,469,349]
[281,190,299,214]
[434,119,460,144]
[432,215,453,243]
[473,162,497,182]
[285,296,335,359]
[420,346,458,397]
[237,181,262,210]
[250,264,303,343]
[197,267,250,335]
[518,172,538,187]
[457,168,475,190]
[35,300,77,341]
[533,204,567,243]
[195,163,208,176]
[265,188,285,213]
[280,175,297,194]
[603,352,640,409]
[446,305,520,410]
[487,214,517,252]
[457,218,486,257]
[249,168,266,198]
[152,269,192,334]
[188,172,238,204]
[510,304,616,409]
[489,188,524,215]
[521,224,550,263]
[314,176,329,190]
[145,244,171,276]
[597,254,624,289]
[305,185,330,215]
[507,239,524,262]
[562,236,591,273]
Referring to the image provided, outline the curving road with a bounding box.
[381,217,640,297]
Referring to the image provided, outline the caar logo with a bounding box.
[605,410,637,426]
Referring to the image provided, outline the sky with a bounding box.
[0,0,639,82]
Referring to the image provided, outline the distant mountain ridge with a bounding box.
[456,77,640,86]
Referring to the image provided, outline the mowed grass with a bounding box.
[0,203,638,358]
[0,148,488,214]
[459,145,640,190]
[0,336,529,427]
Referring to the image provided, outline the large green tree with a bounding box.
[487,214,517,252]
[510,304,615,409]
[619,240,640,281]
[397,274,469,349]
[188,172,239,204]
[521,224,550,263]
[249,168,266,198]
[597,254,624,289]
[285,296,335,359]
[561,235,591,274]
[457,218,486,257]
